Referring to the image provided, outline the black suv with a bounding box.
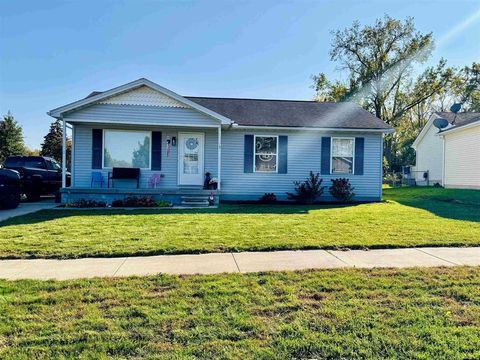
[3,156,71,201]
[0,168,21,209]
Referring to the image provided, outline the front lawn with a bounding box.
[1,267,479,359]
[0,186,479,259]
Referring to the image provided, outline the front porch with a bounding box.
[61,187,221,206]
[60,121,223,205]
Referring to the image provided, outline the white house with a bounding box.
[412,112,480,189]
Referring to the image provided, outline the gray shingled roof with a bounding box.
[436,111,480,130]
[83,90,392,130]
[186,97,392,129]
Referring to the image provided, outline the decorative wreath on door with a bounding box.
[186,138,199,150]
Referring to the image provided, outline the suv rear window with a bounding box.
[4,157,46,169]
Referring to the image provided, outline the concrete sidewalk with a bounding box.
[1,247,479,280]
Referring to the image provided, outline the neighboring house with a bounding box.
[48,78,393,204]
[412,111,480,189]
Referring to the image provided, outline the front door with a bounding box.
[178,132,204,185]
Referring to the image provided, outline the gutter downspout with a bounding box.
[441,134,446,187]
[217,126,222,191]
[61,116,67,189]
[380,133,384,200]
[71,124,75,188]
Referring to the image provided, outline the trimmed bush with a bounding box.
[329,178,355,202]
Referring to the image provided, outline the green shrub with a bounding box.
[329,178,355,202]
[259,193,277,204]
[156,200,171,207]
[65,199,107,208]
[286,171,325,204]
[123,196,157,207]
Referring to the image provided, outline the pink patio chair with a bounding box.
[148,173,162,188]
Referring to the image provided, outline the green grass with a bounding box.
[0,186,479,259]
[1,267,479,359]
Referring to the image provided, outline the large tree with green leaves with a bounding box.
[313,16,455,170]
[0,112,25,163]
[40,119,71,166]
[457,62,480,111]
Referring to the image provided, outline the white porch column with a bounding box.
[217,126,221,190]
[61,116,67,188]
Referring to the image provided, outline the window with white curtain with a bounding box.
[331,137,354,174]
[103,130,151,169]
[254,135,278,172]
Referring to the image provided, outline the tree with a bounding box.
[312,16,455,170]
[0,111,25,162]
[457,62,480,111]
[40,119,71,167]
[24,148,40,156]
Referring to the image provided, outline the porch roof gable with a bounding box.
[47,78,233,126]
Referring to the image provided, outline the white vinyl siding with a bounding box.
[443,125,480,189]
[414,122,444,185]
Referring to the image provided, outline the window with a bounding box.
[46,159,61,171]
[254,135,278,172]
[4,157,46,169]
[331,137,354,174]
[103,130,151,169]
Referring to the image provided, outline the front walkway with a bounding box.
[1,247,479,280]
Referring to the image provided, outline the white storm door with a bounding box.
[178,132,204,185]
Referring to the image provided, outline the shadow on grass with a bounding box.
[0,202,363,227]
[384,187,480,222]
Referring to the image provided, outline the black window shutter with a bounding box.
[278,136,288,174]
[151,131,162,170]
[92,129,103,169]
[321,137,331,175]
[244,135,254,173]
[354,137,364,175]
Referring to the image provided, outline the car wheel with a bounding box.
[3,192,21,209]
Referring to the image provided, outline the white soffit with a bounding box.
[99,85,189,108]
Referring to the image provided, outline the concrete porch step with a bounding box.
[182,196,210,201]
[181,201,210,207]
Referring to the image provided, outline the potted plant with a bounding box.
[209,177,218,190]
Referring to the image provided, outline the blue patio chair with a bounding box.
[91,171,105,188]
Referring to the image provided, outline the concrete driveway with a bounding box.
[0,198,57,222]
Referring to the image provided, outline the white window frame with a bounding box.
[330,137,355,175]
[102,129,152,170]
[253,135,279,173]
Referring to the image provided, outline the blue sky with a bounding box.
[1,0,479,148]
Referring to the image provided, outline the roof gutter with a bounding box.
[438,120,480,136]
[232,125,394,133]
